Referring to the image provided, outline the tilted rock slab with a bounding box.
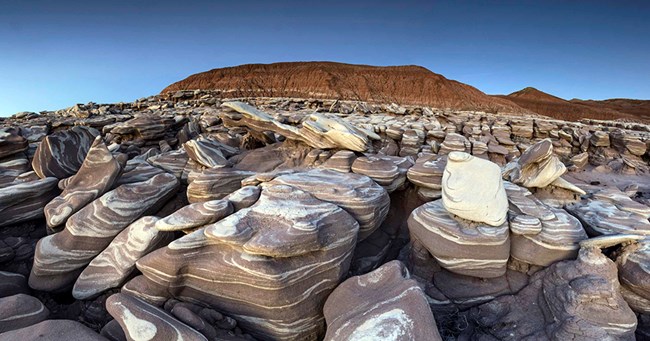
[0,127,28,159]
[136,184,359,340]
[323,260,442,341]
[267,168,389,241]
[408,199,510,278]
[467,247,637,340]
[0,177,59,227]
[106,293,207,341]
[566,199,650,236]
[73,216,173,300]
[222,101,376,151]
[44,136,123,229]
[32,126,98,179]
[617,240,650,313]
[154,199,233,232]
[29,173,179,292]
[442,152,508,226]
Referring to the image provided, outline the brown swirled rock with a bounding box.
[406,154,446,190]
[29,173,179,292]
[0,177,59,227]
[186,167,255,203]
[408,200,510,278]
[222,185,261,211]
[136,184,359,340]
[155,200,233,232]
[110,115,175,141]
[106,293,207,341]
[320,150,357,173]
[32,126,99,179]
[0,127,28,159]
[114,159,166,186]
[0,319,108,341]
[0,272,29,298]
[267,168,390,241]
[0,294,49,333]
[222,101,376,151]
[442,152,508,226]
[147,150,189,179]
[183,138,229,168]
[617,240,650,313]
[73,216,173,300]
[566,199,650,236]
[164,299,253,340]
[44,136,124,229]
[323,260,442,341]
[466,247,637,340]
[351,155,412,192]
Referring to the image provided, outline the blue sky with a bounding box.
[0,0,648,116]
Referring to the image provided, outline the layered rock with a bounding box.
[29,173,179,292]
[72,216,173,300]
[617,240,650,313]
[106,293,207,341]
[441,152,508,226]
[0,177,59,227]
[408,200,510,278]
[0,294,49,333]
[0,127,28,159]
[222,101,376,151]
[44,136,124,229]
[154,200,233,232]
[267,168,390,241]
[503,138,566,188]
[566,199,650,236]
[466,246,637,340]
[136,184,359,340]
[32,126,99,179]
[187,168,255,203]
[0,319,108,341]
[323,260,442,341]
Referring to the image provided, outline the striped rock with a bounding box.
[114,159,165,187]
[442,152,508,226]
[183,139,229,168]
[468,247,637,340]
[0,127,28,159]
[106,293,207,341]
[0,177,59,227]
[506,182,588,266]
[155,200,233,232]
[32,126,99,179]
[222,101,376,151]
[147,150,189,179]
[617,240,650,313]
[593,187,650,218]
[73,217,173,300]
[408,200,510,278]
[323,260,442,341]
[136,185,359,340]
[0,272,29,298]
[222,186,260,211]
[110,115,175,141]
[438,133,469,155]
[186,168,255,203]
[29,173,179,292]
[0,153,30,186]
[351,155,412,192]
[164,299,252,340]
[566,199,650,236]
[122,275,171,307]
[267,168,390,241]
[44,137,124,229]
[0,319,108,341]
[406,154,446,190]
[320,150,357,173]
[0,294,49,333]
[503,138,566,188]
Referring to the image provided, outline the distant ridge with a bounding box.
[495,87,648,122]
[162,61,527,114]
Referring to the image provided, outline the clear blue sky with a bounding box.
[1,0,648,116]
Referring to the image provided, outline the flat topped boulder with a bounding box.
[135,184,360,340]
[442,151,508,226]
[267,168,390,241]
[323,260,442,341]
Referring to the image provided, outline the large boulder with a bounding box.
[32,126,99,179]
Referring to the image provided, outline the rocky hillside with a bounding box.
[497,87,648,122]
[162,62,527,114]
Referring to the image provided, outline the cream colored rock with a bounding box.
[442,152,508,226]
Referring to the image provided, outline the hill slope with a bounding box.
[162,62,527,114]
